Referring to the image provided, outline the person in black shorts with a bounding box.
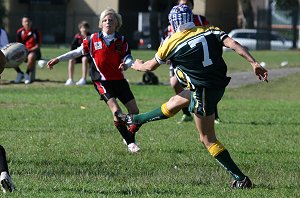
[14,15,42,84]
[47,8,140,153]
[65,21,91,86]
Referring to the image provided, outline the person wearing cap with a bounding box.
[165,0,208,124]
[163,0,222,124]
[117,4,268,188]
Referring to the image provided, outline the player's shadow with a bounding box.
[223,120,299,126]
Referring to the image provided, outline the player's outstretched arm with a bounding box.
[47,46,84,70]
[131,58,160,72]
[223,36,268,82]
[47,58,59,70]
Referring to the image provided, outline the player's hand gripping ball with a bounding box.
[1,42,28,68]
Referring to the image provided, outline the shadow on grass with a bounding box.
[0,79,95,85]
[222,120,299,126]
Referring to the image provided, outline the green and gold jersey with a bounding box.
[155,26,231,89]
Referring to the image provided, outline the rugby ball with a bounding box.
[37,59,47,68]
[1,42,27,68]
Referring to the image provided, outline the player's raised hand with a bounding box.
[252,62,268,82]
[47,58,59,70]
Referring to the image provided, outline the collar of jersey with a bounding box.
[98,31,121,39]
[176,22,195,32]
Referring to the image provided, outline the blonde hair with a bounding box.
[99,8,122,31]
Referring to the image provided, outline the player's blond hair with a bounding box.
[99,8,122,31]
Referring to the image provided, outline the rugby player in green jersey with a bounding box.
[117,4,268,188]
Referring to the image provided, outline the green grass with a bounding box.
[0,48,300,197]
[1,47,299,84]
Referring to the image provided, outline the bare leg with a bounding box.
[68,59,75,81]
[170,76,192,121]
[26,52,36,73]
[194,113,248,182]
[81,56,88,80]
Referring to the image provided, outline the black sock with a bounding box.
[0,145,9,174]
[114,121,135,144]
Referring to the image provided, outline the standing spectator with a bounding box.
[47,8,140,153]
[65,21,91,86]
[14,15,42,84]
[0,28,9,48]
[117,5,268,188]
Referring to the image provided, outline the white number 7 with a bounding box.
[187,36,213,67]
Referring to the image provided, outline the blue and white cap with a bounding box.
[168,4,193,32]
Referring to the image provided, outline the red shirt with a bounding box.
[71,32,91,50]
[193,14,209,26]
[16,27,41,50]
[83,32,131,81]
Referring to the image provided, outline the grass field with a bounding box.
[0,48,300,197]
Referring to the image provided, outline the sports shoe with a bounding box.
[65,78,74,86]
[177,114,193,124]
[0,171,15,193]
[127,143,140,153]
[115,112,141,133]
[24,73,31,84]
[214,118,222,124]
[14,72,24,83]
[76,78,86,85]
[231,176,252,189]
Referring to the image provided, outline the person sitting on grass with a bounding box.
[65,20,91,86]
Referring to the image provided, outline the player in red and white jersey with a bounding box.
[47,8,140,153]
[14,16,42,84]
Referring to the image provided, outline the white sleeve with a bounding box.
[124,54,133,66]
[57,45,84,61]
